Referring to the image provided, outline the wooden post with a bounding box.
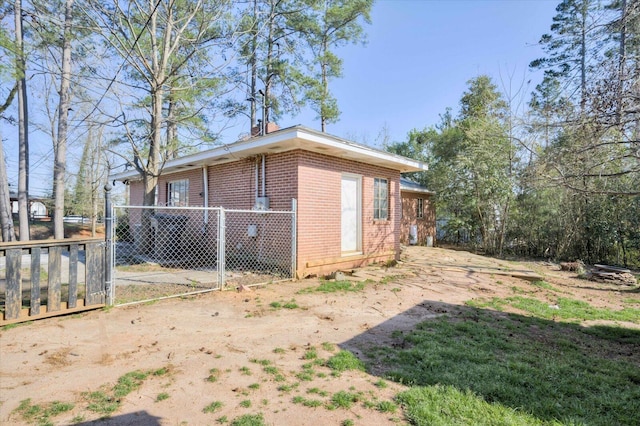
[30,247,40,315]
[68,244,78,308]
[5,249,22,320]
[48,246,62,312]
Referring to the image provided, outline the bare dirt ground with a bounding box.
[1,246,638,425]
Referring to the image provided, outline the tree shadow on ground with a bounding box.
[340,301,640,425]
[74,410,162,425]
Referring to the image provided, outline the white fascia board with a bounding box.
[109,128,303,182]
[109,126,428,181]
[293,127,428,172]
[401,187,435,195]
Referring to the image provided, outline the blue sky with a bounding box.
[270,0,559,147]
[4,0,559,196]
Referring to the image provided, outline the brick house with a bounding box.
[111,125,429,277]
[399,178,436,246]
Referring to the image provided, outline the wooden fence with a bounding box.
[1,238,106,325]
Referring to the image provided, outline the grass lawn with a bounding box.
[14,220,104,240]
[365,306,640,425]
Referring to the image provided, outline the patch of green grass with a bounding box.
[369,307,640,425]
[329,391,360,409]
[85,390,119,415]
[263,365,279,376]
[277,384,295,392]
[113,370,150,398]
[298,280,365,294]
[273,347,286,354]
[269,299,299,310]
[83,367,168,415]
[321,342,335,351]
[622,298,640,305]
[295,370,315,381]
[239,366,252,375]
[2,321,33,331]
[307,387,329,397]
[376,400,398,413]
[250,358,272,366]
[505,296,640,323]
[531,280,559,292]
[153,367,170,376]
[373,379,388,389]
[283,300,299,309]
[465,297,507,311]
[230,413,265,426]
[71,414,86,423]
[13,399,74,426]
[341,420,354,426]
[292,395,323,407]
[156,392,170,402]
[248,383,260,390]
[303,347,318,360]
[207,368,221,383]
[216,415,228,423]
[379,273,403,285]
[203,401,224,413]
[239,399,252,408]
[326,350,366,372]
[397,385,549,426]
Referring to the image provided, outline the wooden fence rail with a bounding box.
[0,238,105,325]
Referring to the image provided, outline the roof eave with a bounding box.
[109,125,428,181]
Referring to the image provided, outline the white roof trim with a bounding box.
[110,125,428,181]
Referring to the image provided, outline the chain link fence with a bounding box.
[111,205,295,306]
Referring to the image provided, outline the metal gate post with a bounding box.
[104,184,114,305]
[291,199,297,279]
[218,208,225,288]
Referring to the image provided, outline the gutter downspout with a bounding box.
[261,154,266,197]
[255,157,259,202]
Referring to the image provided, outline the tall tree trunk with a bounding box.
[616,0,627,127]
[15,0,29,241]
[0,135,16,242]
[53,0,74,240]
[249,0,258,129]
[264,0,276,127]
[166,89,177,159]
[0,84,17,242]
[320,39,328,133]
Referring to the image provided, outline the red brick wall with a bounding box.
[125,150,402,278]
[128,181,144,206]
[207,153,297,210]
[296,150,400,277]
[400,192,436,245]
[156,169,204,207]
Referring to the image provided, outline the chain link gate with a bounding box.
[110,204,296,306]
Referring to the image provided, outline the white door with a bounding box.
[341,174,361,253]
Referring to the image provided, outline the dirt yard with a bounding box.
[1,246,638,425]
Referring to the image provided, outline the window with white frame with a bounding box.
[167,179,189,206]
[373,178,388,220]
[417,198,424,219]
